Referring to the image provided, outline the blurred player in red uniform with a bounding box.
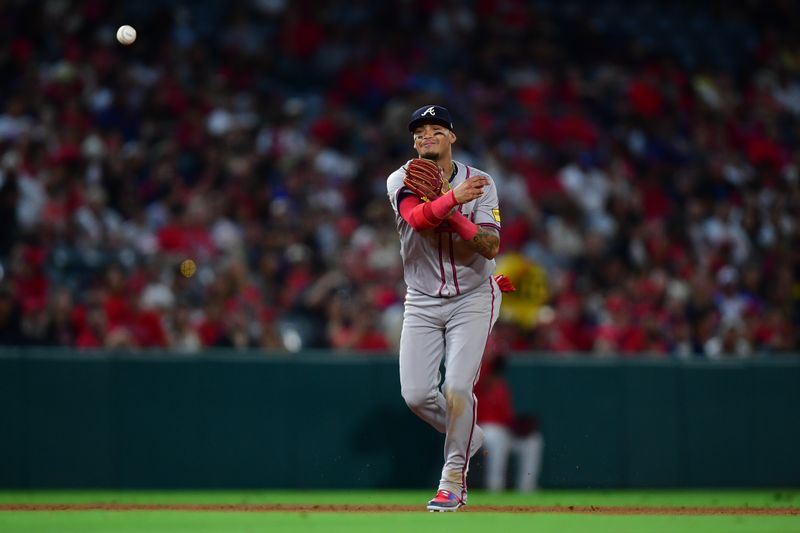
[475,345,544,491]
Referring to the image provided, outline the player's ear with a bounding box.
[449,131,457,144]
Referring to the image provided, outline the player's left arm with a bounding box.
[467,225,500,259]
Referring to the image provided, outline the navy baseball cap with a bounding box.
[408,105,454,132]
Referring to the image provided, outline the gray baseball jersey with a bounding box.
[386,160,501,297]
[387,159,502,500]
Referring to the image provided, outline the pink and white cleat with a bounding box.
[426,489,464,512]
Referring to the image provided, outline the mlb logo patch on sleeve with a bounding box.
[492,209,501,222]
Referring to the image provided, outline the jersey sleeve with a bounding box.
[386,163,414,215]
[471,173,501,232]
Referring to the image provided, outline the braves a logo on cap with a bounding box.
[421,106,436,117]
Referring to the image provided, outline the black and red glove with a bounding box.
[403,158,445,202]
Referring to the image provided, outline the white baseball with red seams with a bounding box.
[387,159,502,501]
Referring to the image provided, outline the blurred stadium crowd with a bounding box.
[0,0,797,356]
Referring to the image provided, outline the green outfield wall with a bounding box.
[1,349,798,489]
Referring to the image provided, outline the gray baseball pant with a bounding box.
[399,277,501,498]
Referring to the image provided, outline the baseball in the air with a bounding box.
[180,259,197,278]
[116,25,137,46]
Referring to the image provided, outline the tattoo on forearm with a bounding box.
[470,227,499,259]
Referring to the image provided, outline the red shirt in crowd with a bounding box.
[475,368,515,428]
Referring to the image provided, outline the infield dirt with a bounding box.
[1,503,798,515]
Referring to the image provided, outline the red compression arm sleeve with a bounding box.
[448,210,479,240]
[399,190,458,231]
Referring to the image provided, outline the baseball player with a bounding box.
[386,105,511,512]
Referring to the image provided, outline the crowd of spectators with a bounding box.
[0,0,797,357]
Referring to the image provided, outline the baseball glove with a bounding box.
[403,158,445,202]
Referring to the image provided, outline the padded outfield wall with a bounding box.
[0,349,798,489]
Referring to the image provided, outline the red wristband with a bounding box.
[401,191,458,231]
[449,211,478,240]
[428,190,457,219]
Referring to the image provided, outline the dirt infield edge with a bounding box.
[1,503,798,515]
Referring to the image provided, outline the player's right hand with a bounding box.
[452,175,489,205]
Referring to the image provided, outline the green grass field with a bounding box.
[0,490,798,533]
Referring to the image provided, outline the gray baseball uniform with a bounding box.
[387,159,502,499]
